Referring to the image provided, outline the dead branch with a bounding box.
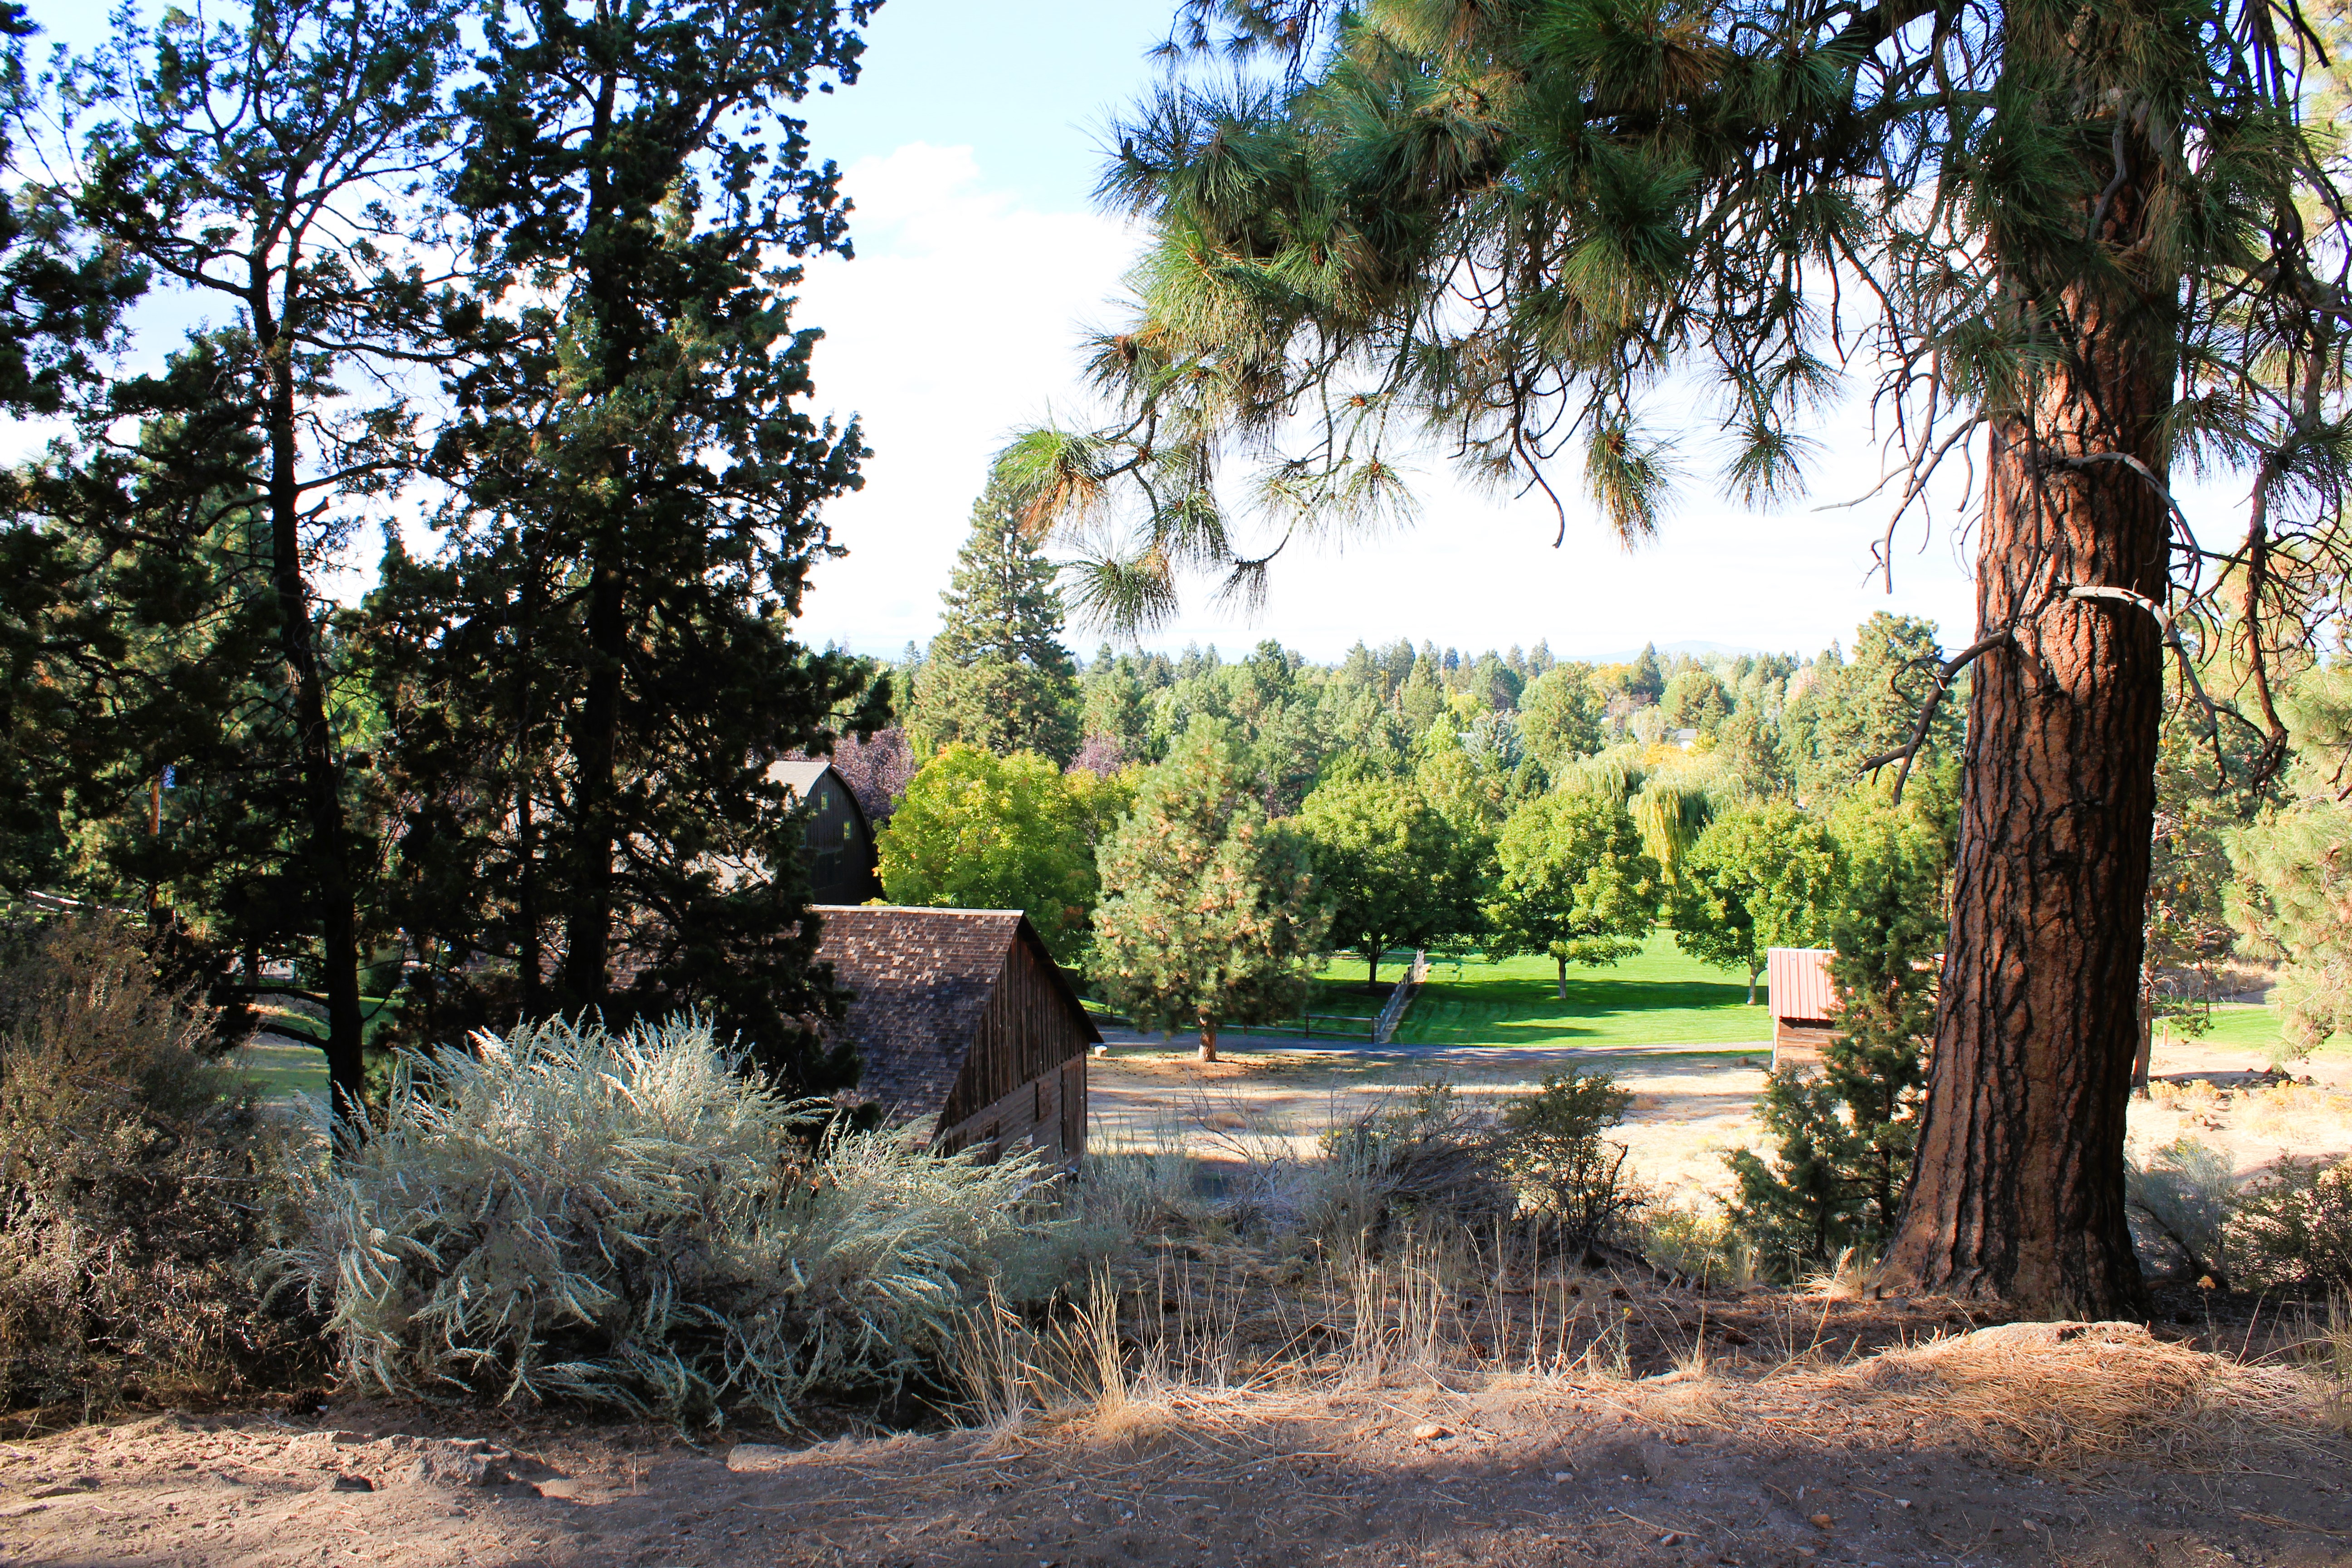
[1857,630,2013,801]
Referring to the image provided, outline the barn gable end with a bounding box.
[811,905,1099,1164]
[770,760,883,905]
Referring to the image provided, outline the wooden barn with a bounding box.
[812,905,1099,1165]
[769,759,883,906]
[1765,946,1839,1069]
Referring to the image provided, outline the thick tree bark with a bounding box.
[1886,142,2174,1315]
[1197,1006,1219,1063]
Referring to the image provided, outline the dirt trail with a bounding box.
[1088,1038,2352,1204]
[6,1328,2346,1568]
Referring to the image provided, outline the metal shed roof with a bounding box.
[1766,947,1839,1024]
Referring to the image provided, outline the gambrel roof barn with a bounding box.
[769,759,882,906]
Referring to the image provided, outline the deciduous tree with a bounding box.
[1485,787,1659,1002]
[1667,802,1843,1003]
[876,746,1127,963]
[1295,776,1483,986]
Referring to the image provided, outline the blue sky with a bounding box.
[783,0,1986,663]
[799,1,1177,214]
[20,0,2005,664]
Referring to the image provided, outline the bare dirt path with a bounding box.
[6,1325,2346,1568]
[1087,1037,2352,1205]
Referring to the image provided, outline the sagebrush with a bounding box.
[0,916,298,1410]
[271,1013,1061,1428]
[2225,1156,2352,1293]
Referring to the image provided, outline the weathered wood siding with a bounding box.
[932,929,1093,1164]
[1772,1017,1837,1072]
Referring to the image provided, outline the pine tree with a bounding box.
[1091,720,1325,1062]
[1002,0,2352,1310]
[1727,817,1942,1274]
[39,0,465,1123]
[372,0,882,1090]
[909,481,1080,764]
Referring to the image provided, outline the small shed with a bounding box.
[1765,946,1839,1069]
[770,759,883,906]
[811,905,1099,1165]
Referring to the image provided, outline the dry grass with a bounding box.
[2241,1080,2352,1138]
[2149,1077,2228,1113]
[1722,1319,2339,1466]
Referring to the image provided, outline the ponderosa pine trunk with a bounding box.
[1885,113,2173,1315]
[558,561,624,1005]
[1197,1005,1219,1064]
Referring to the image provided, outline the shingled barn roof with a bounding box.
[811,905,1100,1128]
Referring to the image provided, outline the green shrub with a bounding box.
[1498,1070,1642,1251]
[2224,1157,2352,1293]
[270,1013,1059,1428]
[0,915,296,1410]
[2126,1137,2237,1284]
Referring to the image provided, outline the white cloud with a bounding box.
[791,143,1140,655]
[795,143,1992,662]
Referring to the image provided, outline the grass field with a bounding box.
[233,1039,328,1102]
[2162,1001,2352,1061]
[1384,932,1774,1050]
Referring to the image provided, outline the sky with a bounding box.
[22,0,2253,666]
[780,0,1986,664]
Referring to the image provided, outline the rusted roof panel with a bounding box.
[1766,946,1839,1024]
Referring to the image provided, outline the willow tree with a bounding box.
[1009,0,2352,1312]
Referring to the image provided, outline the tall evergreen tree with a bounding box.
[908,480,1080,764]
[370,0,883,1089]
[38,0,465,1123]
[1004,0,2352,1311]
[1624,645,1666,709]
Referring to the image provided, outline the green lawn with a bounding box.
[2161,1002,2352,1060]
[233,1039,328,1102]
[1388,933,1773,1050]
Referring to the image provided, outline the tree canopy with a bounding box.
[1485,785,1661,1000]
[876,746,1128,963]
[1294,775,1485,985]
